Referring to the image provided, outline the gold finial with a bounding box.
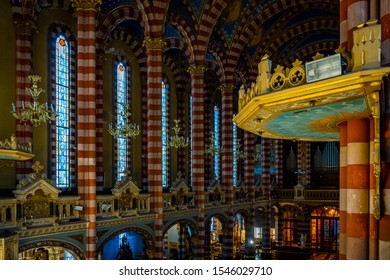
[71,0,102,10]
[273,65,284,73]
[291,59,303,68]
[142,37,166,50]
[187,65,206,75]
[312,52,324,60]
[32,161,44,174]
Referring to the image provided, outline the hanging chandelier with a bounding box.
[108,103,140,139]
[11,75,57,127]
[168,119,188,149]
[204,132,221,155]
[235,139,247,159]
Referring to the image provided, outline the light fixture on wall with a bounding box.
[108,103,140,139]
[11,75,57,127]
[204,132,221,155]
[168,119,188,149]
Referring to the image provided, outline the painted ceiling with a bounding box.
[263,98,369,141]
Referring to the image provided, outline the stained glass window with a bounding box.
[233,119,237,187]
[162,82,168,189]
[116,62,128,181]
[213,105,220,181]
[55,34,70,189]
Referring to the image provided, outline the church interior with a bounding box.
[0,0,390,260]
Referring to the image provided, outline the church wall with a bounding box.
[0,1,16,188]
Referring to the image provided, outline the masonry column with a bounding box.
[369,118,379,259]
[188,65,206,259]
[71,0,100,259]
[347,0,369,51]
[340,0,348,49]
[220,83,235,259]
[95,53,105,192]
[14,19,35,181]
[381,0,390,66]
[339,122,347,260]
[274,139,284,188]
[380,76,390,259]
[261,137,272,259]
[346,118,370,259]
[220,83,235,204]
[244,131,255,259]
[143,37,165,259]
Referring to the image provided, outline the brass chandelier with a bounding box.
[108,103,140,139]
[168,119,188,149]
[204,132,221,155]
[11,75,57,127]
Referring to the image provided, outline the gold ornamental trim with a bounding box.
[71,0,102,10]
[187,65,206,75]
[365,91,381,220]
[142,37,166,50]
[218,83,235,92]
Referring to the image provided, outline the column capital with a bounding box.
[71,0,102,10]
[96,53,107,65]
[187,65,206,75]
[13,19,37,35]
[218,83,235,92]
[142,37,166,50]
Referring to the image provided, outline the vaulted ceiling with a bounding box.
[15,0,340,107]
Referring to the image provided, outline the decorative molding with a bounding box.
[187,65,206,75]
[17,222,88,238]
[366,91,381,220]
[218,83,235,92]
[142,37,166,50]
[70,0,102,10]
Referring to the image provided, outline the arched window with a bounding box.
[233,119,238,187]
[115,61,129,181]
[162,81,169,189]
[49,27,76,189]
[213,105,220,181]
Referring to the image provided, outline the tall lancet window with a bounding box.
[115,61,129,181]
[162,81,169,189]
[233,118,238,187]
[55,34,71,189]
[213,105,220,181]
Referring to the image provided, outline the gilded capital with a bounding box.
[187,65,206,75]
[14,20,37,35]
[142,37,166,50]
[218,83,235,92]
[71,0,102,10]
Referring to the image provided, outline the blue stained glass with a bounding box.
[116,62,128,181]
[214,106,220,181]
[162,82,168,189]
[233,119,238,187]
[55,34,70,188]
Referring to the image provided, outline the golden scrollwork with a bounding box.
[24,190,50,219]
[142,37,166,50]
[287,60,305,87]
[71,0,102,10]
[366,91,381,220]
[270,68,286,91]
[218,83,235,93]
[187,65,206,75]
